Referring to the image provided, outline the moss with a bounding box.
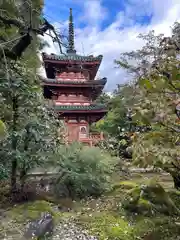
[137,198,153,214]
[78,212,134,240]
[122,181,180,216]
[141,181,168,204]
[7,200,61,223]
[141,181,180,215]
[113,181,138,191]
[122,187,141,211]
[78,211,180,240]
[136,217,180,240]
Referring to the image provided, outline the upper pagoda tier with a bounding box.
[42,8,103,80]
[42,52,103,81]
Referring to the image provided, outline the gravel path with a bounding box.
[0,219,98,240]
[52,220,98,240]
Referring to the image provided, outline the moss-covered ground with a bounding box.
[0,172,179,240]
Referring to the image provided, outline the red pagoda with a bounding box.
[41,8,107,145]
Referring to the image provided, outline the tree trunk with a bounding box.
[11,159,17,192]
[20,124,30,190]
[20,167,26,190]
[11,96,18,193]
[172,174,180,190]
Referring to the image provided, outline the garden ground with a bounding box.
[0,170,179,240]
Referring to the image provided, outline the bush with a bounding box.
[54,143,117,199]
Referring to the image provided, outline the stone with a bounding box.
[24,212,54,239]
[122,181,180,215]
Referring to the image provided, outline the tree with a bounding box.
[116,23,180,188]
[0,0,63,192]
[95,84,141,159]
[95,92,112,105]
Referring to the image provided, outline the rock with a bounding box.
[24,212,54,239]
[122,181,180,215]
[140,182,179,214]
[122,186,141,212]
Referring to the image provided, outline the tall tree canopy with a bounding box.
[0,0,62,191]
[116,23,180,188]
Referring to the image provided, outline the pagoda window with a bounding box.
[79,126,88,139]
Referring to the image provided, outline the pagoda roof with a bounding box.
[42,77,107,86]
[42,52,103,63]
[54,104,107,112]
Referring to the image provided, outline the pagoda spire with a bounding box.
[67,8,76,54]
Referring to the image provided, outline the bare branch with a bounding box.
[0,15,25,29]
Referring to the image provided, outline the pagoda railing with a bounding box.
[90,132,104,141]
[64,132,104,146]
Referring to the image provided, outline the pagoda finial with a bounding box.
[67,8,76,54]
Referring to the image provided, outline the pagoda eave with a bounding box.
[43,59,101,65]
[43,83,105,88]
[56,109,107,113]
[42,52,103,65]
[42,78,107,87]
[57,110,107,122]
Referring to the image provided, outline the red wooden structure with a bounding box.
[42,8,107,145]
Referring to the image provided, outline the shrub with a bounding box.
[54,143,117,199]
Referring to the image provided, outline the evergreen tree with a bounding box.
[0,0,62,192]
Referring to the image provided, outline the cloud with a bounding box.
[42,0,180,91]
[81,0,108,25]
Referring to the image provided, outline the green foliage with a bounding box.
[95,92,112,105]
[97,84,138,135]
[0,120,7,140]
[115,23,180,188]
[54,143,117,199]
[94,84,144,159]
[0,1,63,190]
